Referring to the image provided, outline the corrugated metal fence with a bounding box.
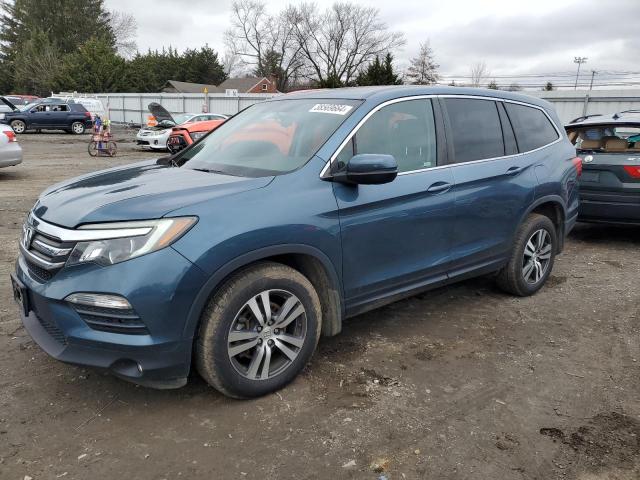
[94,92,278,124]
[93,89,640,125]
[528,89,640,123]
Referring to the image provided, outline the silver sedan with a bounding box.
[0,123,22,168]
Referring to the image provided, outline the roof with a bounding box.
[566,110,640,127]
[216,76,272,92]
[163,80,219,93]
[280,85,555,109]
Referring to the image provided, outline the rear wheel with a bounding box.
[71,122,85,134]
[196,262,322,398]
[10,120,25,134]
[496,213,557,296]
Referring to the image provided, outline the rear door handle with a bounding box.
[427,181,452,194]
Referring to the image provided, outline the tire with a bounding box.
[107,141,117,157]
[70,122,85,134]
[196,262,322,399]
[496,213,557,296]
[88,141,98,157]
[10,120,26,134]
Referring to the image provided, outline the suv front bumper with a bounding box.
[12,246,208,388]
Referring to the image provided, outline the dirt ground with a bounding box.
[0,129,638,480]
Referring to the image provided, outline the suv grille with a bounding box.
[20,222,75,282]
[71,304,148,335]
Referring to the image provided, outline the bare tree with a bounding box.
[109,10,137,58]
[469,61,489,87]
[225,0,304,91]
[286,2,406,87]
[405,41,439,85]
[222,48,244,77]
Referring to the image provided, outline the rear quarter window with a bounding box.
[504,103,559,152]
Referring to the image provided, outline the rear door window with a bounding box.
[504,103,559,152]
[443,98,505,163]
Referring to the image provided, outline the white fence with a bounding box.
[94,92,278,124]
[528,89,640,124]
[92,89,640,126]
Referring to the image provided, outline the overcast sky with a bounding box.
[104,0,640,88]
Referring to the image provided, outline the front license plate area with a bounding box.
[10,273,30,316]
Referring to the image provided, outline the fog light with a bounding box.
[65,293,132,310]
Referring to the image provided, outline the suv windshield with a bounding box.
[178,99,361,177]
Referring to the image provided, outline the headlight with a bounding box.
[0,113,5,119]
[66,217,197,267]
[190,131,207,141]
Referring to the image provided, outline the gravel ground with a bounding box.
[0,129,639,480]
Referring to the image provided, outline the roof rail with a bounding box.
[569,113,602,123]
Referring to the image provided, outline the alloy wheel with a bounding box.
[227,289,307,381]
[72,122,84,134]
[522,228,552,284]
[11,121,25,134]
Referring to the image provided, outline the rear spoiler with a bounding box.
[0,96,19,112]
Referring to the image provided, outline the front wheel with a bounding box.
[106,141,117,157]
[88,141,98,157]
[196,262,322,398]
[10,120,26,134]
[496,213,557,296]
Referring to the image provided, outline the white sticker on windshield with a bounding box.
[309,104,353,115]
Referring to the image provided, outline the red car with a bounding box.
[167,118,226,153]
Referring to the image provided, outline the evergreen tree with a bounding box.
[181,46,227,86]
[0,0,115,93]
[356,53,403,86]
[487,80,499,90]
[406,42,439,85]
[543,81,554,91]
[254,49,284,84]
[13,31,65,96]
[61,37,128,93]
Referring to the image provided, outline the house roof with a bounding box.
[216,77,272,92]
[163,77,274,94]
[163,80,220,93]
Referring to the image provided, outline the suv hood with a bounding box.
[33,160,273,228]
[148,102,175,124]
[0,96,19,112]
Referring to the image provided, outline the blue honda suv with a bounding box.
[11,87,580,398]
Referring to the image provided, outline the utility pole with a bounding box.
[589,70,597,90]
[574,57,587,90]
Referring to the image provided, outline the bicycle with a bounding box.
[88,132,117,157]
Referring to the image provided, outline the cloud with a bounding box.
[105,0,640,85]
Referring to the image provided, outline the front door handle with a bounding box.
[427,181,452,194]
[506,166,524,176]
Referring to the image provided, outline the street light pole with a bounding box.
[574,57,587,90]
[589,70,597,90]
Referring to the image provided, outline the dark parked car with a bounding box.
[0,97,92,134]
[566,111,640,225]
[11,86,580,398]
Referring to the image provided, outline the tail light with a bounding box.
[571,157,582,177]
[84,111,91,118]
[623,165,640,179]
[3,130,17,142]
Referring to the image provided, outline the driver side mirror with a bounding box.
[332,154,398,185]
